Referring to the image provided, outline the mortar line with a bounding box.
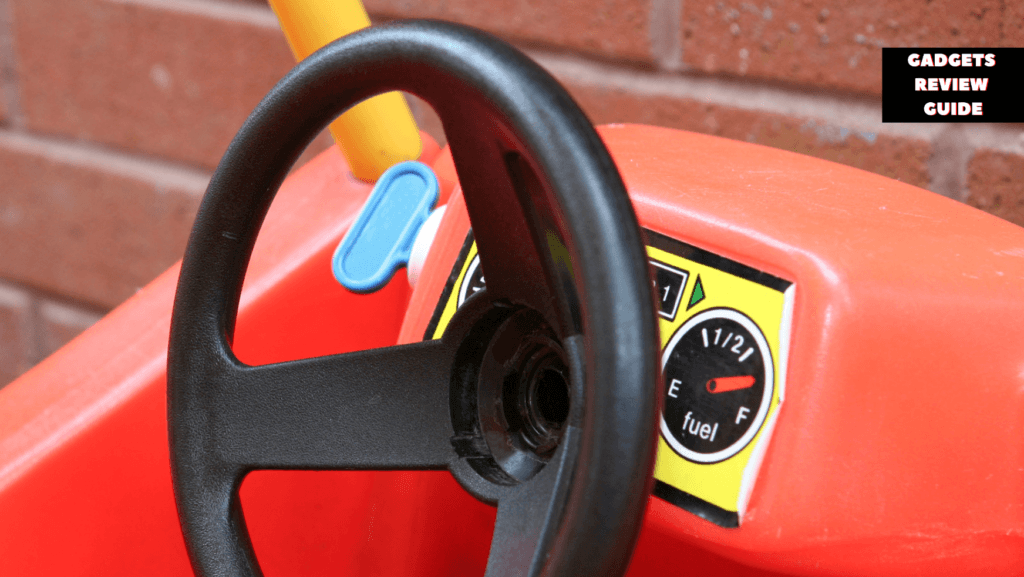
[0,0,23,128]
[650,0,683,71]
[927,125,972,201]
[0,277,110,320]
[27,286,44,367]
[0,129,211,195]
[0,280,37,372]
[103,0,280,29]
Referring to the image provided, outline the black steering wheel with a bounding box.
[168,20,660,577]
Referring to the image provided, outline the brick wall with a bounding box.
[0,0,1021,388]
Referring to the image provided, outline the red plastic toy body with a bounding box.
[1,125,1022,576]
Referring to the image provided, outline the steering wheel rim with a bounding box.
[168,20,660,577]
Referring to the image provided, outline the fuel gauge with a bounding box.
[661,308,775,464]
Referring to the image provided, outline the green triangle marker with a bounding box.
[687,275,705,310]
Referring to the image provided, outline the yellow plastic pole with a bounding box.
[268,0,422,182]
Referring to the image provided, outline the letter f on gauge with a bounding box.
[735,406,751,425]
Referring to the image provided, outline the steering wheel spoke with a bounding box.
[441,111,584,339]
[212,340,456,471]
[483,426,580,577]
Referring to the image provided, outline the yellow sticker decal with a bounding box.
[424,231,794,528]
[424,236,482,341]
[646,232,793,528]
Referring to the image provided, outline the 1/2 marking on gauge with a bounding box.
[701,327,755,361]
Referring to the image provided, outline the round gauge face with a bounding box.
[661,308,774,463]
[458,254,486,305]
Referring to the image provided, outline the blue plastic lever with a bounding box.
[332,161,440,293]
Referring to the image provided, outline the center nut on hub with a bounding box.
[450,306,574,486]
[503,335,570,456]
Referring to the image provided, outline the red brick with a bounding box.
[366,0,655,64]
[0,67,8,125]
[965,149,1024,228]
[566,81,931,187]
[406,94,447,148]
[293,129,335,174]
[0,281,35,388]
[38,300,104,358]
[12,0,296,169]
[1006,0,1024,45]
[681,0,1007,95]
[0,131,205,309]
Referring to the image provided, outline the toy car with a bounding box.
[1,11,1021,577]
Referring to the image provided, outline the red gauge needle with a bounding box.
[705,375,755,393]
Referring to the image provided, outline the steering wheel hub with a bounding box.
[451,306,574,486]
